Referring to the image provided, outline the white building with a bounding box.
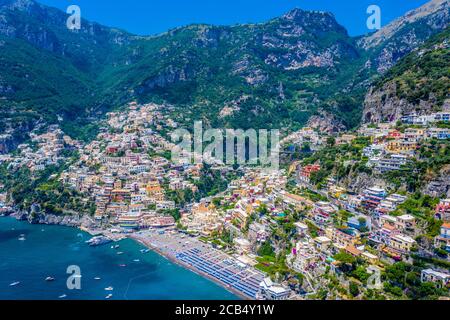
[421,269,450,288]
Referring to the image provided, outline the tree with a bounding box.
[258,241,275,257]
[352,265,370,282]
[327,136,336,147]
[349,281,360,297]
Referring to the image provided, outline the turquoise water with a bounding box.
[0,217,238,300]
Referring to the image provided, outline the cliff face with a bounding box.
[359,0,449,73]
[363,27,450,123]
[307,110,346,134]
[0,134,14,153]
[363,82,447,123]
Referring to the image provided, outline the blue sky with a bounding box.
[37,0,430,36]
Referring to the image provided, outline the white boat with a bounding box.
[9,281,20,287]
[116,252,124,255]
[105,294,113,299]
[45,277,55,282]
[104,287,114,291]
[86,236,112,247]
[58,294,67,299]
[18,235,26,241]
[94,277,101,281]
[133,259,140,262]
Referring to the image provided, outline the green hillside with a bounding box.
[0,0,448,144]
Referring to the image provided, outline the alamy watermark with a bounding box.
[367,265,382,290]
[66,5,81,30]
[171,121,280,171]
[66,265,82,290]
[367,5,381,31]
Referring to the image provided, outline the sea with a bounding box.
[0,217,238,300]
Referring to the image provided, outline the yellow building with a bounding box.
[390,234,416,252]
[386,140,417,153]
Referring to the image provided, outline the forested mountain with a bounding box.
[0,0,448,149]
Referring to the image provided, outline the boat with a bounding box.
[18,235,26,241]
[94,277,101,281]
[141,249,150,253]
[104,287,114,291]
[105,294,113,299]
[119,264,127,267]
[86,236,112,247]
[116,252,124,255]
[58,294,67,299]
[45,277,55,282]
[9,282,20,287]
[133,259,140,262]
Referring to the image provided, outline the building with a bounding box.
[347,215,370,231]
[376,154,409,173]
[362,187,387,211]
[401,113,433,126]
[258,278,291,300]
[294,222,309,236]
[117,212,142,230]
[312,202,335,225]
[435,199,450,222]
[326,227,359,248]
[404,128,426,142]
[234,238,252,254]
[427,128,450,140]
[248,222,269,243]
[336,134,356,145]
[421,269,450,288]
[389,234,416,252]
[298,164,321,183]
[386,140,417,154]
[434,223,450,253]
[433,112,450,123]
[314,236,331,251]
[380,214,416,233]
[281,192,308,210]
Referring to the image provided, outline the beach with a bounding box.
[130,229,265,300]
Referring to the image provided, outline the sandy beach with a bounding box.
[129,230,265,300]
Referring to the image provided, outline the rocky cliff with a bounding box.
[363,27,449,123]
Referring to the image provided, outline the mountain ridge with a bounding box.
[0,0,448,150]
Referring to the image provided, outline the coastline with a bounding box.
[0,216,238,300]
[129,234,249,301]
[1,215,249,300]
